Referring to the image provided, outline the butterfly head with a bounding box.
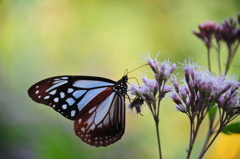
[112,75,128,95]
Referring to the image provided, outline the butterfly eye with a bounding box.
[28,75,128,146]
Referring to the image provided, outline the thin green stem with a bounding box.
[155,117,162,159]
[198,129,222,159]
[155,90,162,159]
[207,48,212,73]
[186,119,194,159]
[199,108,218,157]
[186,118,202,159]
[229,41,240,65]
[216,43,222,75]
[198,124,214,158]
[225,46,232,75]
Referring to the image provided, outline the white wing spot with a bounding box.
[61,77,68,79]
[88,139,91,142]
[38,95,41,98]
[62,104,67,109]
[53,104,55,107]
[60,92,65,98]
[67,88,74,93]
[35,90,39,94]
[78,119,82,124]
[49,89,57,95]
[66,98,75,106]
[36,85,39,88]
[81,127,85,133]
[54,97,59,102]
[71,110,76,117]
[44,95,50,99]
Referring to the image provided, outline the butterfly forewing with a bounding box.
[28,76,115,120]
[28,75,128,146]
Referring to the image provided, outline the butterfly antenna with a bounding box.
[124,69,129,76]
[127,64,148,74]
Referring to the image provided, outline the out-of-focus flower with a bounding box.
[192,20,220,49]
[193,14,240,49]
[220,16,240,47]
[171,61,240,122]
[216,78,240,118]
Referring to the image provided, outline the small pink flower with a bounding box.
[142,53,159,73]
[130,84,142,97]
[142,76,158,93]
[171,92,182,105]
[176,105,187,113]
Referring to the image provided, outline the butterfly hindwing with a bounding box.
[74,87,125,146]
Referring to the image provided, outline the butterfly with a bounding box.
[28,75,128,147]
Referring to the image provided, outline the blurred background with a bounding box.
[0,0,240,158]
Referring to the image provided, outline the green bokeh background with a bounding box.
[0,0,240,159]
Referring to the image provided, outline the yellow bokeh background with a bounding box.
[0,0,239,159]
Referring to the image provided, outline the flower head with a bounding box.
[193,14,240,49]
[171,61,240,120]
[129,53,175,115]
[142,52,160,73]
[216,77,240,116]
[220,16,240,47]
[192,20,219,48]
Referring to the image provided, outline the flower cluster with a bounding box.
[192,20,220,48]
[171,60,240,121]
[192,13,240,49]
[129,54,176,114]
[217,77,240,120]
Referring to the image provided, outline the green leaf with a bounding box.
[208,106,217,120]
[221,122,240,135]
